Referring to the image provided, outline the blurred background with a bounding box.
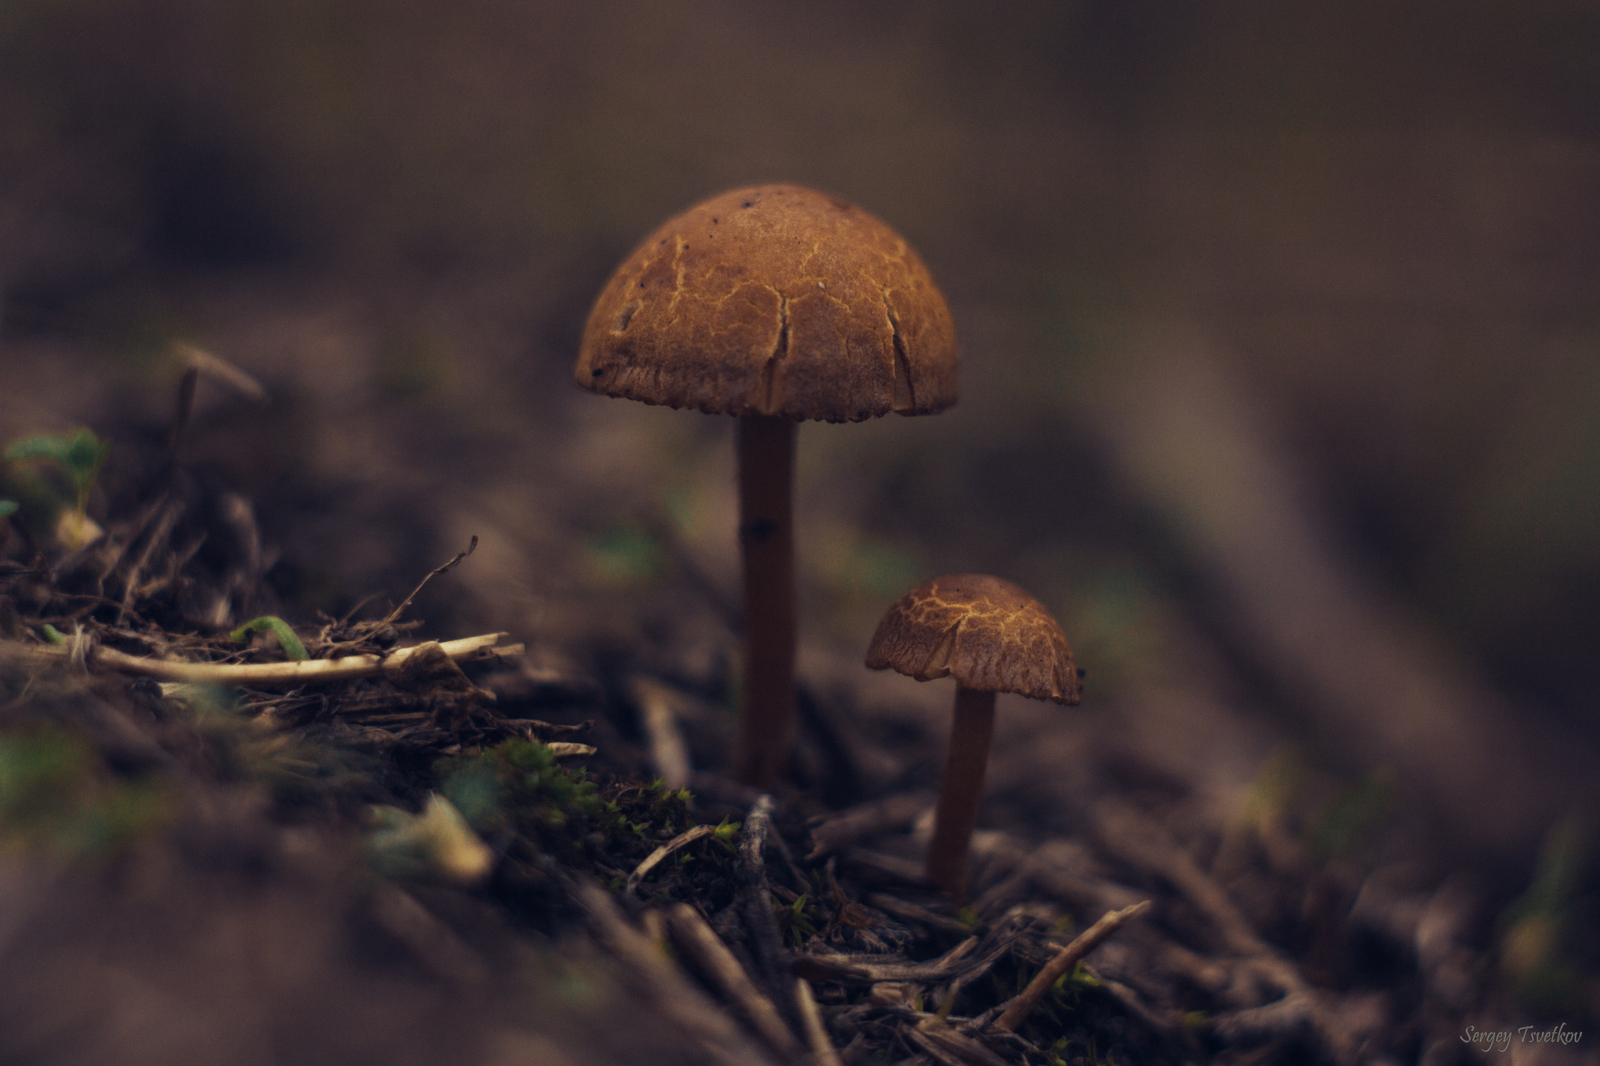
[2,0,1597,935]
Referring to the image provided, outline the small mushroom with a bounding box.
[865,574,1080,896]
[577,185,959,787]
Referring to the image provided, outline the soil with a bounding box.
[1,382,1593,1066]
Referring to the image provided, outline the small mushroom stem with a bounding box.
[925,685,996,896]
[732,412,797,787]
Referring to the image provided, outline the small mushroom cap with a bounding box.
[865,574,1080,705]
[576,184,959,423]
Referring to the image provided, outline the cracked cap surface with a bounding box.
[866,574,1081,704]
[575,184,959,422]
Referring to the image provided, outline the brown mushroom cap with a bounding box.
[865,574,1081,704]
[575,184,959,423]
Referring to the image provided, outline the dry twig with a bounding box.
[1093,799,1358,1063]
[574,880,780,1066]
[13,631,520,686]
[993,900,1150,1031]
[630,676,693,789]
[738,795,803,1032]
[377,538,478,629]
[665,903,805,1062]
[794,978,844,1066]
[906,1017,1010,1066]
[806,790,935,861]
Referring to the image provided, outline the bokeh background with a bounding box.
[3,0,1598,960]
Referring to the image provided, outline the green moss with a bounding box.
[437,739,717,892]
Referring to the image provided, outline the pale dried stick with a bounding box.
[994,900,1150,1031]
[631,677,693,789]
[173,342,269,401]
[794,978,843,1066]
[805,790,936,861]
[626,824,717,895]
[16,632,519,687]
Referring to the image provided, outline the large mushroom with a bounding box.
[577,184,959,787]
[866,574,1080,896]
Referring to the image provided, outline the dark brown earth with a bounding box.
[3,3,1599,1064]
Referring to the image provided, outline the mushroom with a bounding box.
[577,184,959,787]
[865,574,1080,895]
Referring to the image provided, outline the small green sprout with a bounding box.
[711,816,742,848]
[228,616,309,661]
[777,892,817,949]
[41,625,66,645]
[3,428,110,550]
[1052,959,1098,994]
[4,428,108,515]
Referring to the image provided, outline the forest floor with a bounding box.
[2,374,1594,1066]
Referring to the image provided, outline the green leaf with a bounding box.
[4,434,74,465]
[63,428,109,488]
[5,428,109,512]
[0,499,17,517]
[229,616,309,661]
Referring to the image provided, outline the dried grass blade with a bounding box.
[626,824,716,894]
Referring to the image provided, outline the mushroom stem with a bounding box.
[732,412,797,787]
[925,685,997,896]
